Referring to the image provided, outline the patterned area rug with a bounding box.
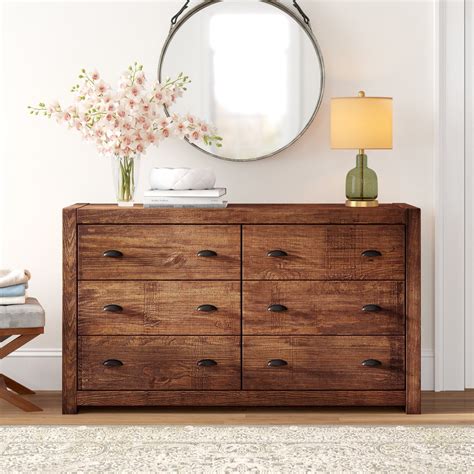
[0,425,472,473]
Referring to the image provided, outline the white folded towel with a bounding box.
[0,269,31,288]
[0,295,26,305]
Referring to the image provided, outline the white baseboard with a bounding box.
[1,348,437,392]
[421,350,434,391]
[0,348,62,391]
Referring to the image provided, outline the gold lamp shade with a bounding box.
[331,92,392,150]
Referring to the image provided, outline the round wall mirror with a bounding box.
[159,0,325,161]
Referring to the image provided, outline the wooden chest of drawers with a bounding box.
[63,203,420,414]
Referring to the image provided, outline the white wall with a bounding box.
[465,0,474,389]
[0,0,436,390]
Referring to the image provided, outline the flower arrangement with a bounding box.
[29,62,222,204]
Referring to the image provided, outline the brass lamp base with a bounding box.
[345,199,379,208]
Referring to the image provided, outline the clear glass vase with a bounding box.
[111,155,140,206]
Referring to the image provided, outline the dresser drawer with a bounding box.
[78,225,241,280]
[78,281,240,335]
[243,225,405,280]
[79,336,240,390]
[243,336,405,390]
[243,281,405,335]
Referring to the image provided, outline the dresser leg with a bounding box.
[405,400,421,415]
[62,404,78,415]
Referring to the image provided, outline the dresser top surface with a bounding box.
[69,203,418,225]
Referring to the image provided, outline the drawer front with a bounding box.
[243,336,405,390]
[79,336,240,390]
[243,281,405,335]
[243,225,405,280]
[78,281,241,335]
[78,225,240,280]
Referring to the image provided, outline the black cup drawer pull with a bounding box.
[267,304,288,313]
[103,250,123,258]
[197,250,217,257]
[267,359,288,367]
[362,359,382,367]
[361,250,382,258]
[103,304,123,313]
[103,359,123,367]
[197,304,218,312]
[267,250,288,257]
[197,359,218,367]
[362,304,382,313]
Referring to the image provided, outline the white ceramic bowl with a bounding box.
[150,168,216,190]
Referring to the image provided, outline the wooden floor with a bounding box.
[0,391,473,425]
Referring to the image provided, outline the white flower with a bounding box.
[160,127,170,139]
[188,129,202,142]
[95,80,108,95]
[135,71,145,85]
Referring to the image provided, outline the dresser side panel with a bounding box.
[63,204,87,414]
[406,207,421,413]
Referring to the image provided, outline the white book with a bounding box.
[143,197,225,205]
[144,201,228,209]
[145,188,226,198]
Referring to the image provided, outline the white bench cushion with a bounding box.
[0,297,45,328]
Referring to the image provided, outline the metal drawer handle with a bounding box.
[197,359,218,367]
[267,304,288,313]
[103,250,123,258]
[267,249,288,257]
[197,304,218,312]
[362,304,382,313]
[362,359,382,367]
[103,304,123,313]
[361,250,382,258]
[267,359,288,367]
[103,359,123,367]
[197,250,217,257]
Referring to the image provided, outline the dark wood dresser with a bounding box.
[63,203,420,414]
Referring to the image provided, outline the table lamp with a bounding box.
[331,91,392,207]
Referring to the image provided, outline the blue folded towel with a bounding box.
[0,283,27,297]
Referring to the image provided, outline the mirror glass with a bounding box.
[159,0,324,161]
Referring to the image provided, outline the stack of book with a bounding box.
[143,188,227,208]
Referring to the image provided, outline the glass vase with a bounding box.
[111,155,140,206]
[345,153,378,202]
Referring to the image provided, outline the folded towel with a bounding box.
[0,283,27,298]
[0,295,26,305]
[0,269,31,288]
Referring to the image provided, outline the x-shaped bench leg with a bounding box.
[0,334,38,359]
[0,375,42,412]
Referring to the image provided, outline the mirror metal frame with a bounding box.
[158,0,325,162]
